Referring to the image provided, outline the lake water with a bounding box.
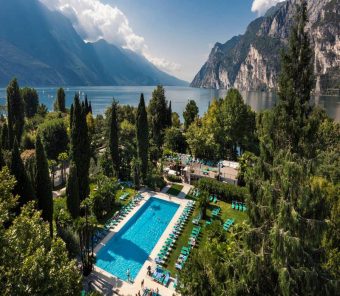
[0,86,339,121]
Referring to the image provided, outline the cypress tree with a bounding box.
[66,161,80,218]
[10,138,35,207]
[109,100,120,178]
[85,95,90,114]
[7,78,24,148]
[183,100,199,130]
[131,157,141,190]
[0,147,5,170]
[275,0,314,156]
[54,88,66,112]
[1,122,9,150]
[167,101,172,127]
[70,94,90,201]
[21,87,39,118]
[35,135,53,236]
[148,85,168,148]
[136,94,149,181]
[70,103,74,129]
[88,102,92,114]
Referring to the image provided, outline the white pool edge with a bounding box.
[92,189,192,296]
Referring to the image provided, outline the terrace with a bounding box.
[163,153,239,185]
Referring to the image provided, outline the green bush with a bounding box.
[89,176,119,219]
[167,174,182,183]
[38,118,69,160]
[145,174,166,190]
[197,177,249,203]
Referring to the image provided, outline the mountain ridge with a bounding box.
[0,0,187,87]
[191,0,340,93]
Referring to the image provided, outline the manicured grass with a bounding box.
[167,184,184,196]
[163,198,247,276]
[164,201,200,275]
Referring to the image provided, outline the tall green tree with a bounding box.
[148,85,168,150]
[242,3,336,295]
[164,127,186,153]
[70,94,90,201]
[0,147,5,170]
[7,78,24,148]
[0,168,82,295]
[167,100,172,127]
[179,3,338,294]
[217,89,256,159]
[35,135,53,236]
[1,122,9,150]
[66,162,80,219]
[136,94,149,181]
[131,157,141,190]
[69,103,74,129]
[183,99,199,130]
[275,1,314,156]
[38,118,69,160]
[10,138,35,207]
[58,152,69,186]
[54,88,66,112]
[109,100,120,178]
[21,87,39,118]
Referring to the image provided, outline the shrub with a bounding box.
[145,174,166,190]
[167,174,182,183]
[197,177,249,203]
[90,176,119,219]
[38,118,69,160]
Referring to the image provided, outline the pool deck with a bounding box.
[91,187,193,296]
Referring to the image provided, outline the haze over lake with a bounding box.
[0,86,339,121]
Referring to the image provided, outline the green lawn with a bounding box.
[163,198,247,275]
[166,184,184,196]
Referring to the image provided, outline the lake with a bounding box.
[0,86,339,121]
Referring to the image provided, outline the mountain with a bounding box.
[191,0,340,93]
[0,0,187,87]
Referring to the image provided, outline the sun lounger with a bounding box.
[119,192,129,200]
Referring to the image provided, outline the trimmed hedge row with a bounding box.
[197,177,248,203]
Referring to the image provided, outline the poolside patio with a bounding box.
[90,187,193,296]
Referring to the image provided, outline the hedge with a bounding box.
[197,177,249,203]
[166,174,182,183]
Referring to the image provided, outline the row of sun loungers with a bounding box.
[190,188,200,198]
[164,153,219,167]
[119,192,130,200]
[223,218,235,231]
[192,212,201,225]
[142,288,161,296]
[118,180,134,188]
[212,206,221,217]
[92,193,144,246]
[152,266,171,287]
[175,225,201,270]
[209,195,218,203]
[155,201,196,266]
[232,201,247,212]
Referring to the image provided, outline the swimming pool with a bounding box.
[95,197,179,281]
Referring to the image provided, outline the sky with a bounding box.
[39,0,284,82]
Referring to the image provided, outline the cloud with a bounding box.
[251,0,285,15]
[39,0,180,73]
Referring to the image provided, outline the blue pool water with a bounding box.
[96,197,179,281]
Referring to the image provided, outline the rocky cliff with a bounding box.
[191,0,340,93]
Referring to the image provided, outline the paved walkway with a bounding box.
[90,189,192,296]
